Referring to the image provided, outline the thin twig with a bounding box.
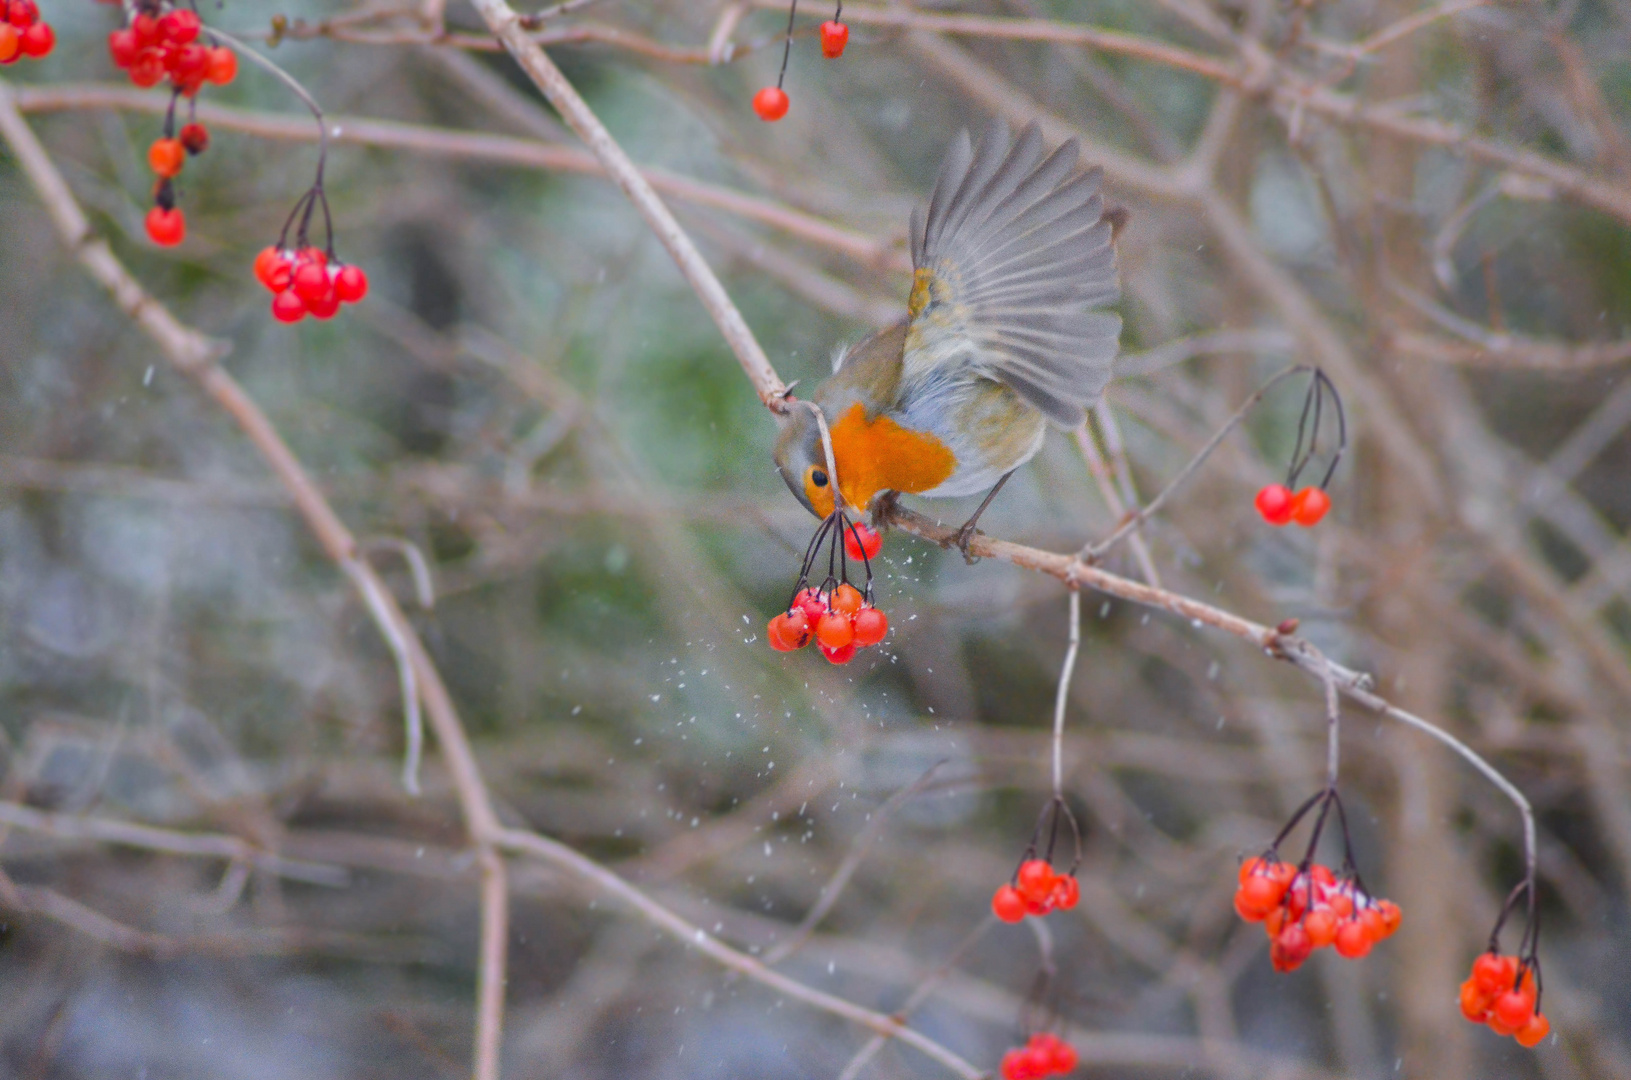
[494,826,984,1079]
[461,0,790,410]
[764,763,946,965]
[0,800,349,886]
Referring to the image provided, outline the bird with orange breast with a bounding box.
[773,121,1122,555]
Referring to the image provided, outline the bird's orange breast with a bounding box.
[807,402,957,515]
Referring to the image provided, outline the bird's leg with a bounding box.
[869,490,901,529]
[952,471,1014,564]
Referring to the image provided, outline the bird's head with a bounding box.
[773,406,836,520]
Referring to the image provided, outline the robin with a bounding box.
[773,121,1122,554]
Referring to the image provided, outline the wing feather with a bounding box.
[905,122,1122,427]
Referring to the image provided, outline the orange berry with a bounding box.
[815,611,853,650]
[1460,978,1492,1023]
[206,46,238,85]
[1334,919,1372,959]
[1358,906,1387,943]
[1327,891,1354,918]
[148,138,185,178]
[1514,1011,1550,1048]
[830,583,863,616]
[991,884,1027,924]
[1290,486,1332,526]
[767,609,810,652]
[1305,909,1338,948]
[0,23,19,63]
[1264,906,1289,937]
[1374,899,1402,938]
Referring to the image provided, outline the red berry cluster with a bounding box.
[753,3,849,121]
[1254,483,1330,526]
[767,582,888,664]
[991,859,1079,923]
[1460,953,1550,1047]
[107,6,236,94]
[105,4,239,248]
[1254,368,1344,528]
[1234,857,1401,972]
[0,1,54,64]
[998,1033,1077,1080]
[253,246,369,323]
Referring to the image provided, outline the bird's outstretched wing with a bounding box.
[905,122,1121,427]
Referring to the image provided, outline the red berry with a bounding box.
[999,1049,1026,1080]
[1052,874,1079,911]
[1333,919,1372,959]
[1514,1011,1550,1048]
[1236,874,1285,919]
[298,246,328,267]
[991,884,1026,923]
[843,521,881,561]
[819,639,856,665]
[0,24,17,64]
[1270,922,1312,972]
[1472,952,1516,995]
[206,45,237,85]
[792,587,827,623]
[179,122,209,155]
[271,289,307,323]
[9,1,37,28]
[292,260,333,304]
[171,43,208,84]
[145,205,185,246]
[851,607,888,647]
[130,52,165,87]
[1494,990,1535,1030]
[1290,486,1331,526]
[160,9,201,45]
[108,28,138,67]
[1254,483,1294,526]
[334,264,369,303]
[307,288,342,320]
[1050,1040,1078,1074]
[815,611,854,650]
[254,247,289,291]
[133,13,159,47]
[819,19,849,58]
[752,85,789,122]
[1016,859,1054,902]
[148,138,185,178]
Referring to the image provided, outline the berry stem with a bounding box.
[1083,364,1312,564]
[776,0,798,89]
[1051,589,1080,799]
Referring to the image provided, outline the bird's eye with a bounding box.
[811,469,828,488]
